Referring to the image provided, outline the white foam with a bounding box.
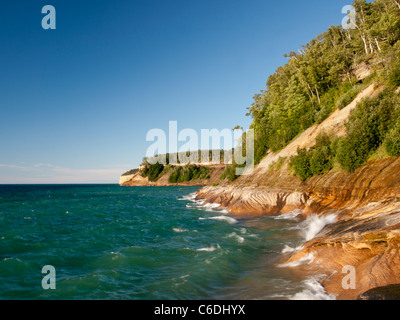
[218,208,230,214]
[290,276,336,300]
[281,244,304,254]
[301,214,337,241]
[181,192,231,214]
[199,215,238,225]
[203,203,221,209]
[227,232,245,244]
[173,228,189,233]
[178,192,197,201]
[196,244,220,252]
[278,253,315,268]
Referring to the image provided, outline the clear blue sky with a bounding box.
[0,0,354,183]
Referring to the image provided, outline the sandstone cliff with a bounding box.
[194,82,400,299]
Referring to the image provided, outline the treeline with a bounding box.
[128,149,233,183]
[121,168,139,176]
[140,163,211,183]
[140,149,231,183]
[143,149,233,166]
[246,0,400,165]
[168,165,211,183]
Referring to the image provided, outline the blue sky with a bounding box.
[0,0,355,183]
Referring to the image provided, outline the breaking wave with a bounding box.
[199,215,238,225]
[180,192,230,214]
[196,244,220,252]
[301,214,337,241]
[290,276,336,300]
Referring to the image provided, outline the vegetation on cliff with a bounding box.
[245,0,400,169]
[123,0,400,185]
[139,162,213,183]
[121,168,139,176]
[168,165,211,183]
[290,87,400,180]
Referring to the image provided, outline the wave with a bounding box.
[181,192,230,214]
[301,214,337,241]
[199,215,238,225]
[173,228,189,233]
[203,203,221,209]
[278,253,315,268]
[177,192,197,201]
[196,244,220,252]
[227,232,245,244]
[290,276,336,300]
[281,244,304,254]
[279,214,337,264]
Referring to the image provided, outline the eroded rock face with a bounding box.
[195,157,400,299]
[285,202,400,300]
[197,158,400,216]
[196,186,308,216]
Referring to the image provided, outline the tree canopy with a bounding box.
[246,0,400,165]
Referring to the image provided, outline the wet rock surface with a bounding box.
[358,284,400,300]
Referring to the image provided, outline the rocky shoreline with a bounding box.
[194,157,400,300]
[120,82,400,299]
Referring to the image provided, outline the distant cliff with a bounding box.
[119,164,227,187]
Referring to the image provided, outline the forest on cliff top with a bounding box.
[236,0,400,181]
[248,0,400,160]
[129,0,400,184]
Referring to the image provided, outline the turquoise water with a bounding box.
[0,184,320,300]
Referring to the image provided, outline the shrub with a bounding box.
[289,134,335,180]
[220,164,239,182]
[141,163,165,182]
[336,85,362,110]
[168,166,182,183]
[384,121,400,157]
[337,89,398,171]
[336,138,366,172]
[290,148,313,181]
[121,169,139,176]
[389,63,400,87]
[309,145,333,175]
[168,165,211,183]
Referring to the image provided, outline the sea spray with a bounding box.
[278,213,338,299]
[199,216,238,225]
[278,253,315,268]
[0,185,340,299]
[180,192,231,214]
[290,276,336,300]
[227,232,245,244]
[301,214,337,241]
[172,228,190,233]
[196,244,221,252]
[279,214,336,254]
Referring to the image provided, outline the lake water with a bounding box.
[0,184,335,300]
